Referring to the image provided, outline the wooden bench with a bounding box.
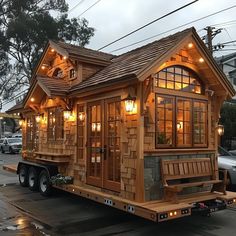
[161,158,227,203]
[34,151,71,165]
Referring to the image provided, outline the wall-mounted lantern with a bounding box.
[19,119,25,126]
[122,94,136,113]
[64,110,71,120]
[217,124,224,136]
[36,114,41,123]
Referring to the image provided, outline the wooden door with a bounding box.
[87,98,121,192]
[104,98,121,192]
[87,101,103,187]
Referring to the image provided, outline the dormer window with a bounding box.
[69,69,76,79]
[52,67,63,79]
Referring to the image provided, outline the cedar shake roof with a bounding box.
[54,41,114,63]
[6,102,24,113]
[70,28,192,93]
[37,76,70,97]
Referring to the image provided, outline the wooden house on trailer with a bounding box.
[8,27,236,222]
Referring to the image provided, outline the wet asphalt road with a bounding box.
[1,153,236,236]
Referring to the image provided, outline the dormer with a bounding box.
[31,41,114,86]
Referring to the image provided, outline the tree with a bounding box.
[0,0,95,99]
[220,102,236,149]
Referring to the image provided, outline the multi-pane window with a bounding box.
[156,96,174,147]
[177,99,191,146]
[193,101,207,145]
[26,115,38,150]
[48,107,64,140]
[77,105,85,161]
[156,95,207,148]
[155,66,202,94]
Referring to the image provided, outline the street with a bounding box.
[1,153,236,236]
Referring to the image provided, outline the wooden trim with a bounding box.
[137,32,193,81]
[135,83,145,202]
[144,148,216,155]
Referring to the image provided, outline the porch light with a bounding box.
[78,112,85,121]
[123,94,136,113]
[217,124,224,136]
[97,123,101,132]
[30,97,35,102]
[188,43,193,48]
[36,114,41,123]
[199,57,204,63]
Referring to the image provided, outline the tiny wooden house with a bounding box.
[8,27,236,222]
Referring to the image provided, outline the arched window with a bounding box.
[52,67,63,79]
[154,66,202,94]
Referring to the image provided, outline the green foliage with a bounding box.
[50,174,73,186]
[220,102,236,148]
[0,0,95,98]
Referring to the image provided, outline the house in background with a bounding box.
[7,27,236,222]
[215,53,236,101]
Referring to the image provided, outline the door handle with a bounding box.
[101,145,107,160]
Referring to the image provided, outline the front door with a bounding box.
[87,98,121,192]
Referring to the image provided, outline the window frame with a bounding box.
[155,94,208,149]
[47,107,64,141]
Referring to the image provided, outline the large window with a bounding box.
[156,95,207,148]
[48,107,64,140]
[154,66,202,94]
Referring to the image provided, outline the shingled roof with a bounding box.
[53,41,114,63]
[37,76,70,97]
[70,28,193,93]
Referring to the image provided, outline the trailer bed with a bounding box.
[55,184,236,222]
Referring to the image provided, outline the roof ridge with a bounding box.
[53,40,115,58]
[113,27,194,60]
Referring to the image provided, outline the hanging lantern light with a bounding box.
[122,94,136,113]
[63,110,71,120]
[36,114,41,123]
[217,124,224,136]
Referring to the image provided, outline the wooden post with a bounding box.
[135,82,145,202]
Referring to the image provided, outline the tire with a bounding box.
[9,147,14,154]
[1,147,5,153]
[39,170,52,196]
[18,165,28,187]
[28,167,39,191]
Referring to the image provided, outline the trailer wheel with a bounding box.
[39,170,52,196]
[18,165,28,187]
[28,167,38,191]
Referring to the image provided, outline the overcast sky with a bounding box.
[67,0,236,55]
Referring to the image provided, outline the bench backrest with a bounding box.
[161,158,214,183]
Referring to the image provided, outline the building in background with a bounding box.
[215,52,236,101]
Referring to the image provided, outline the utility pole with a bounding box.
[203,27,222,55]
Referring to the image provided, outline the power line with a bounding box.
[2,89,28,106]
[110,4,236,53]
[68,0,86,14]
[78,0,102,17]
[98,0,199,51]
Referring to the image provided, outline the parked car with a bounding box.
[12,133,22,138]
[1,138,22,154]
[0,138,4,149]
[218,146,236,189]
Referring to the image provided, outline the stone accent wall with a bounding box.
[144,153,215,201]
